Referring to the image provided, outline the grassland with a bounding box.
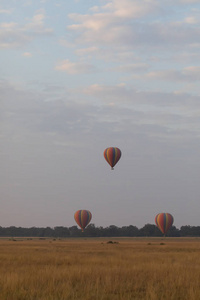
[0,237,199,300]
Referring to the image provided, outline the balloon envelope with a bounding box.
[104,147,121,169]
[74,210,92,232]
[155,213,174,235]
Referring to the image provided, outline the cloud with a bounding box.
[0,8,12,14]
[66,0,200,51]
[0,22,30,48]
[89,6,100,13]
[0,11,53,49]
[22,0,33,6]
[24,12,53,34]
[146,66,200,82]
[75,46,99,56]
[179,0,200,3]
[55,59,97,74]
[113,63,149,73]
[67,0,161,45]
[23,52,32,57]
[2,79,200,143]
[59,38,75,48]
[103,0,159,19]
[82,82,200,113]
[184,16,199,24]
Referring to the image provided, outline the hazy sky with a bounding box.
[1,0,200,229]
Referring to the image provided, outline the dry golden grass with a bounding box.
[0,237,199,300]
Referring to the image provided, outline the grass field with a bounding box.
[0,237,199,300]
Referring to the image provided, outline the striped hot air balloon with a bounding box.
[104,147,121,170]
[74,210,92,232]
[155,213,174,236]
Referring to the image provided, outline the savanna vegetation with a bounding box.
[0,224,200,237]
[0,238,199,300]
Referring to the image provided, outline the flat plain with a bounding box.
[0,237,199,300]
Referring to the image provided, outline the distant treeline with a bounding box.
[0,224,200,237]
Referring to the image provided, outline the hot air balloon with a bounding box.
[104,147,121,170]
[74,210,92,232]
[155,213,174,236]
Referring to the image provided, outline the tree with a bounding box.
[84,224,97,237]
[139,224,161,237]
[120,225,139,237]
[54,227,70,237]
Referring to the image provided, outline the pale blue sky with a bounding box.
[1,0,200,229]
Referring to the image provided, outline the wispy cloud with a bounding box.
[184,16,199,24]
[146,66,200,82]
[0,8,12,14]
[26,12,51,32]
[75,46,99,56]
[55,59,97,74]
[2,79,200,143]
[23,52,32,57]
[66,0,200,51]
[0,11,53,49]
[103,0,160,18]
[113,63,149,73]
